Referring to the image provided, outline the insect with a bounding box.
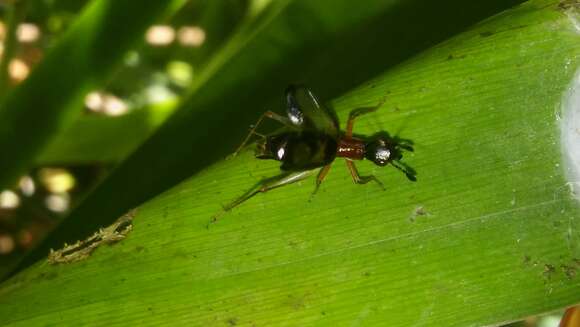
[212,85,416,222]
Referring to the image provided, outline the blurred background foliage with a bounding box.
[0,0,246,275]
[0,0,577,326]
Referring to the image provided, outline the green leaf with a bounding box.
[2,1,579,325]
[0,0,187,189]
[17,0,526,276]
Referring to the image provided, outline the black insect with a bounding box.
[212,85,416,222]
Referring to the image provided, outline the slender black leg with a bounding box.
[398,143,414,152]
[345,160,385,190]
[392,137,414,153]
[231,111,294,157]
[210,170,315,225]
[391,160,417,181]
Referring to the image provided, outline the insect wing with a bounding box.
[285,85,339,137]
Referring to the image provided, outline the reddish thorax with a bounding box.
[337,137,365,160]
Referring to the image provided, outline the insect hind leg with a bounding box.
[210,170,315,225]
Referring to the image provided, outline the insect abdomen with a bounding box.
[277,132,337,171]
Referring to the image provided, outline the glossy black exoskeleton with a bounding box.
[212,85,416,222]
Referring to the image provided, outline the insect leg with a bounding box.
[232,111,294,157]
[398,143,414,152]
[391,160,417,181]
[311,164,332,197]
[210,170,315,224]
[345,159,385,190]
[393,137,414,152]
[345,99,386,138]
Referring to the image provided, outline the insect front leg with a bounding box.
[345,159,385,190]
[210,170,315,224]
[232,111,295,157]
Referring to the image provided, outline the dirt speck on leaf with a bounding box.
[561,264,577,279]
[543,264,556,280]
[410,205,431,222]
[227,317,238,326]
